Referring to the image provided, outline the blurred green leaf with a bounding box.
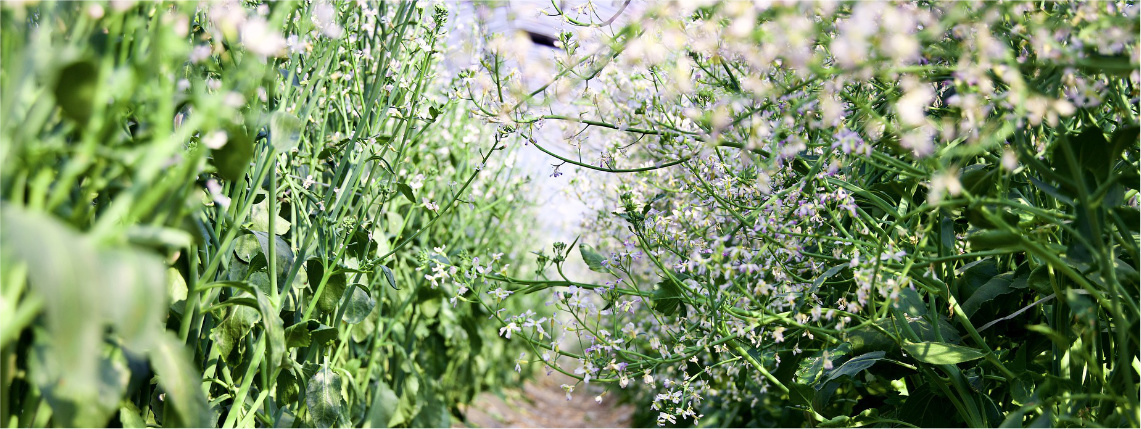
[148,333,212,427]
[270,111,304,151]
[54,59,99,124]
[367,380,399,428]
[213,126,254,182]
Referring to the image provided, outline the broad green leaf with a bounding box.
[307,365,349,428]
[285,321,312,348]
[316,275,348,316]
[98,248,167,350]
[309,321,339,346]
[955,259,999,299]
[848,317,959,353]
[250,197,291,235]
[892,288,926,316]
[652,277,687,318]
[270,111,304,151]
[810,263,847,291]
[119,401,146,428]
[903,341,986,365]
[366,380,398,428]
[233,234,261,263]
[211,302,260,362]
[579,243,608,272]
[1073,126,1111,173]
[351,305,378,343]
[821,351,884,385]
[250,230,295,281]
[148,333,212,427]
[307,260,347,316]
[342,284,376,324]
[961,273,1015,316]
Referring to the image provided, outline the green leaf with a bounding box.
[367,381,399,428]
[54,59,100,124]
[342,284,376,324]
[821,351,884,385]
[0,205,168,419]
[306,365,349,428]
[148,333,212,427]
[250,230,294,281]
[396,183,415,203]
[381,265,398,290]
[253,288,285,372]
[308,260,348,316]
[250,197,291,235]
[652,276,687,318]
[168,267,188,316]
[213,125,254,182]
[899,383,960,427]
[270,111,304,151]
[411,390,449,428]
[579,243,608,272]
[308,321,339,346]
[210,300,260,362]
[119,401,146,428]
[27,341,127,427]
[1109,125,1139,168]
[955,259,999,300]
[1073,126,1111,173]
[284,321,312,348]
[892,288,927,316]
[961,272,1015,317]
[902,341,986,365]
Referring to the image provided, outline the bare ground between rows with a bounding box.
[454,371,634,428]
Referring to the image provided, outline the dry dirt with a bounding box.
[454,371,635,428]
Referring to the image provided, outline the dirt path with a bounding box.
[455,372,635,428]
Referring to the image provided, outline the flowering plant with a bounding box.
[459,1,1140,426]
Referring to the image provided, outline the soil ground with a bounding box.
[454,372,635,428]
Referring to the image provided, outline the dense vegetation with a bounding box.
[1,1,1138,428]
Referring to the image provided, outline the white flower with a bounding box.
[203,131,228,150]
[499,322,520,339]
[240,17,287,59]
[312,1,344,39]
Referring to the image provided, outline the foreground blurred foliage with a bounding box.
[1,1,539,427]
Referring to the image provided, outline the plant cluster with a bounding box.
[457,1,1141,427]
[1,1,542,427]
